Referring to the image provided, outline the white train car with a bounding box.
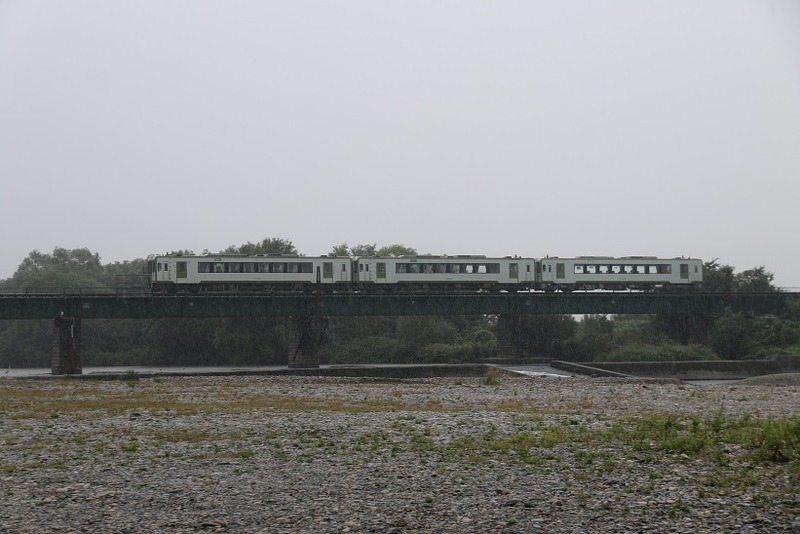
[538,256,703,291]
[354,256,537,289]
[149,254,351,291]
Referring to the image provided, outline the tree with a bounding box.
[735,267,776,293]
[702,259,735,293]
[223,238,297,255]
[709,311,753,359]
[376,244,417,257]
[10,247,105,289]
[702,259,777,293]
[350,244,377,257]
[329,243,350,256]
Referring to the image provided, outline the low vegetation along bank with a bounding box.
[0,374,798,532]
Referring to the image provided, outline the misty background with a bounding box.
[2,1,799,286]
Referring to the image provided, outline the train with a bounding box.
[148,254,703,293]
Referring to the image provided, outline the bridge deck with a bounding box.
[0,292,795,319]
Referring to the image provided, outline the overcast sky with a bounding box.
[2,1,799,286]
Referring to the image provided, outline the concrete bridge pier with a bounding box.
[52,316,82,375]
[495,314,528,359]
[287,316,326,368]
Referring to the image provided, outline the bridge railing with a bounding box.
[0,287,150,296]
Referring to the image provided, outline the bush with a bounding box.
[595,342,717,362]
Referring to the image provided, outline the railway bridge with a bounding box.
[0,290,796,374]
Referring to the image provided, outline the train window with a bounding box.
[157,263,162,272]
[586,265,597,274]
[341,263,347,272]
[574,265,584,274]
[244,263,256,273]
[396,264,408,273]
[612,265,621,274]
[409,264,420,274]
[198,262,212,273]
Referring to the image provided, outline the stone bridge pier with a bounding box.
[52,316,82,375]
[494,314,529,359]
[287,316,327,368]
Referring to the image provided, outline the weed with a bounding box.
[480,372,501,386]
[121,441,139,452]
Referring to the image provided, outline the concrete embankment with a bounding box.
[552,354,800,380]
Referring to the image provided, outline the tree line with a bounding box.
[0,239,798,368]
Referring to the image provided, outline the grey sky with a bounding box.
[2,1,799,286]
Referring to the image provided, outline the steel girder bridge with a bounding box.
[0,291,795,320]
[1,291,796,374]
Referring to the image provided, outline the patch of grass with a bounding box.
[121,441,139,452]
[480,371,502,386]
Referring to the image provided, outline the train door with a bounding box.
[509,263,519,282]
[524,262,534,283]
[359,261,372,282]
[156,259,173,283]
[176,261,188,283]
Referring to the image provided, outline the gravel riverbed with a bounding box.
[1,373,799,533]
